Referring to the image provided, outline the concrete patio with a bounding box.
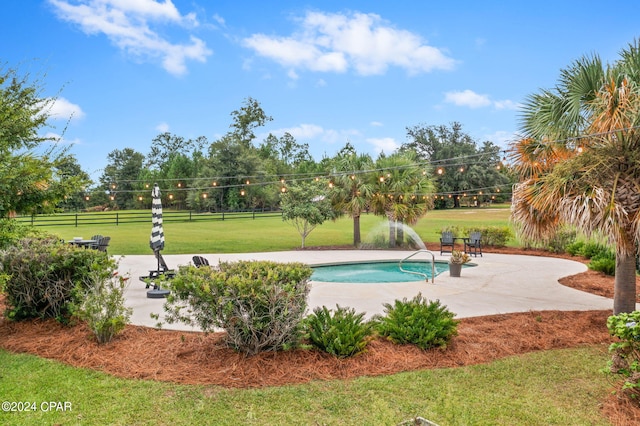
[118,250,617,332]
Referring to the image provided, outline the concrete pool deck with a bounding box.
[118,250,618,332]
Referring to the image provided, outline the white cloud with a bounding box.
[367,137,399,154]
[48,97,85,120]
[444,90,491,108]
[494,99,520,110]
[265,124,360,147]
[370,121,383,127]
[155,122,170,132]
[483,130,516,148]
[444,90,520,110]
[243,11,455,76]
[44,131,81,145]
[48,0,212,76]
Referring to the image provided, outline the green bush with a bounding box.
[580,242,610,259]
[588,248,616,276]
[565,241,585,256]
[545,227,577,253]
[0,219,50,251]
[73,270,132,343]
[304,305,375,358]
[376,294,458,349]
[605,311,640,399]
[161,260,312,355]
[0,237,116,322]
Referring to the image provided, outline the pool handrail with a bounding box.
[399,249,436,283]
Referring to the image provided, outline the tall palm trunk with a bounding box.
[614,253,637,314]
[353,215,361,246]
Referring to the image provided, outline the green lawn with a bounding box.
[0,346,613,426]
[42,206,514,255]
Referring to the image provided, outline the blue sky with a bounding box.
[3,1,639,180]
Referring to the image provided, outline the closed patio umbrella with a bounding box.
[150,183,165,257]
[148,183,170,298]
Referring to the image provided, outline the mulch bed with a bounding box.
[1,245,639,423]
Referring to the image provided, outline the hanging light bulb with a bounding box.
[202,193,207,199]
[138,196,143,201]
[379,175,385,182]
[212,181,218,187]
[280,186,287,193]
[168,194,174,200]
[240,188,246,196]
[459,167,464,172]
[437,168,444,175]
[246,179,250,185]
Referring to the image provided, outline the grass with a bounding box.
[41,206,514,255]
[0,346,613,425]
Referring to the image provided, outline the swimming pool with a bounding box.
[311,260,453,283]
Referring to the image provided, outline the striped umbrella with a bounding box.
[149,184,165,256]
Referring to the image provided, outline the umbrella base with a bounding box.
[147,288,170,298]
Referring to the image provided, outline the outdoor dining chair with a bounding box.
[96,236,110,254]
[464,231,483,257]
[440,231,455,254]
[192,255,210,267]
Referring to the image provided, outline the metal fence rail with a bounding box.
[16,210,282,227]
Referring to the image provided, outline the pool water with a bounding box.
[311,261,451,283]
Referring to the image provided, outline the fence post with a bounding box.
[116,213,119,226]
[75,213,78,227]
[31,214,35,226]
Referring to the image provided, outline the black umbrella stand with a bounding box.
[147,250,171,299]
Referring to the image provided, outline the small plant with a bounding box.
[605,311,640,399]
[75,271,132,344]
[588,250,616,276]
[376,294,458,350]
[449,250,470,264]
[304,305,375,358]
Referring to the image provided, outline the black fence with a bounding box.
[16,209,283,227]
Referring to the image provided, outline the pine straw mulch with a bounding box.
[1,246,640,424]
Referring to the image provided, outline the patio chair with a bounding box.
[192,255,210,267]
[89,234,104,250]
[139,251,175,289]
[96,236,110,254]
[464,231,483,257]
[440,231,455,255]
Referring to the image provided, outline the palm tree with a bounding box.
[370,153,434,247]
[329,150,375,246]
[510,41,640,314]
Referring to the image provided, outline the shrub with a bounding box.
[304,305,375,358]
[580,242,610,259]
[588,249,616,276]
[376,294,458,349]
[605,311,640,399]
[161,260,312,355]
[545,227,577,253]
[0,219,50,250]
[0,237,116,322]
[74,271,132,344]
[565,241,585,256]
